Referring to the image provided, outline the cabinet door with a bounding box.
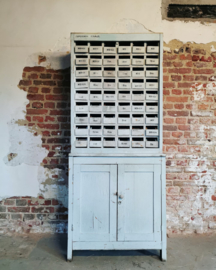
[73,164,117,242]
[118,164,161,242]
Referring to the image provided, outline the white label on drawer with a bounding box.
[76,70,88,77]
[146,94,158,100]
[90,70,102,77]
[132,106,144,111]
[146,83,158,89]
[147,46,159,53]
[76,141,87,147]
[118,71,131,77]
[118,47,131,53]
[132,129,144,136]
[75,94,88,100]
[90,59,102,65]
[75,46,88,53]
[75,129,88,136]
[146,59,159,65]
[90,94,102,100]
[146,70,158,77]
[76,59,88,65]
[118,118,130,124]
[89,47,102,53]
[103,59,116,65]
[103,71,116,77]
[104,129,116,136]
[132,59,144,65]
[104,94,116,100]
[118,83,131,89]
[132,71,144,77]
[75,82,88,88]
[132,94,144,101]
[146,130,158,136]
[103,141,116,147]
[146,141,158,148]
[90,117,102,124]
[132,117,144,124]
[90,141,102,148]
[76,106,88,112]
[118,59,130,66]
[118,129,130,136]
[104,47,116,54]
[90,106,102,112]
[104,118,116,124]
[132,47,145,53]
[118,141,130,147]
[104,83,116,89]
[146,118,158,124]
[146,106,158,112]
[118,94,130,100]
[118,106,130,112]
[132,141,144,148]
[75,117,88,124]
[90,82,102,89]
[104,106,115,112]
[90,129,102,136]
[132,83,144,89]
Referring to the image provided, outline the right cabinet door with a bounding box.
[118,164,161,242]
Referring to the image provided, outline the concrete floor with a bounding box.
[0,234,216,270]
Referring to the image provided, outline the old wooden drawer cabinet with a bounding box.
[68,33,166,262]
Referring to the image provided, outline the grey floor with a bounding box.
[0,233,216,270]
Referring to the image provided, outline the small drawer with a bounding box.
[75,126,88,136]
[132,139,144,148]
[90,116,102,124]
[75,117,88,124]
[132,115,144,124]
[90,127,102,136]
[132,59,144,65]
[118,83,131,89]
[118,128,130,136]
[146,58,159,65]
[118,47,131,53]
[75,139,88,148]
[147,46,159,53]
[118,104,131,112]
[146,93,158,101]
[104,47,117,54]
[89,139,102,148]
[75,105,88,112]
[76,69,88,77]
[132,83,144,89]
[118,115,130,124]
[90,59,102,66]
[75,46,88,53]
[146,117,158,124]
[90,70,102,77]
[132,46,145,53]
[103,104,115,112]
[103,115,116,124]
[132,127,144,136]
[146,141,158,148]
[146,82,158,89]
[75,90,88,100]
[89,46,102,53]
[132,93,144,101]
[90,104,102,112]
[103,139,116,148]
[146,129,158,136]
[103,59,116,65]
[146,106,158,113]
[118,93,131,100]
[104,82,116,89]
[104,70,116,77]
[118,70,131,77]
[75,82,88,88]
[118,59,131,66]
[76,58,88,65]
[104,92,116,101]
[118,139,130,148]
[132,104,144,112]
[132,70,144,77]
[90,82,102,89]
[90,94,102,101]
[104,127,116,136]
[146,70,158,77]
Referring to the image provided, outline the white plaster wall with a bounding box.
[0,0,216,200]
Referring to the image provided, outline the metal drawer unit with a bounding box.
[71,33,163,156]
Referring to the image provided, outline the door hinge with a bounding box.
[71,225,73,231]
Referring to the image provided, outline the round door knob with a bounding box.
[119,195,123,199]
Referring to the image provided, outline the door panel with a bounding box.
[118,164,161,242]
[73,164,117,241]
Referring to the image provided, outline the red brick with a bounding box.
[166,97,188,102]
[164,104,173,109]
[180,187,191,194]
[34,80,56,86]
[178,146,189,152]
[168,111,189,117]
[163,89,170,95]
[212,195,216,201]
[166,146,177,152]
[51,131,62,136]
[45,116,55,122]
[173,62,183,67]
[53,88,63,94]
[163,82,175,88]
[57,116,67,122]
[198,104,209,110]
[27,94,44,101]
[172,89,182,95]
[28,73,38,79]
[52,199,59,205]
[171,75,181,81]
[178,125,190,131]
[8,207,30,212]
[47,138,69,144]
[42,131,50,136]
[42,145,49,150]
[44,102,55,108]
[19,80,32,86]
[193,69,214,74]
[28,87,38,93]
[186,61,193,67]
[164,118,174,124]
[179,54,192,60]
[32,102,43,108]
[174,104,184,109]
[192,49,206,55]
[167,187,179,194]
[172,132,183,138]
[195,75,207,81]
[37,124,59,129]
[163,131,171,137]
[50,110,70,115]
[164,55,177,60]
[24,66,45,72]
[46,95,68,100]
[163,139,179,145]
[26,116,31,122]
[52,145,62,150]
[163,125,177,131]
[176,118,186,124]
[27,109,48,115]
[192,55,200,61]
[53,74,64,80]
[32,116,43,122]
[178,82,193,88]
[41,87,51,93]
[200,56,212,62]
[163,75,169,81]
[183,75,194,81]
[163,62,172,67]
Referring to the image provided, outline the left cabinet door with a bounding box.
[73,164,117,242]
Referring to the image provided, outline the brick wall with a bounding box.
[1,43,216,234]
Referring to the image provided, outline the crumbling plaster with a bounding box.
[1,0,216,208]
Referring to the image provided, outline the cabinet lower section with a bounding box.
[68,156,166,261]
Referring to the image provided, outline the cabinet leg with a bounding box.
[67,240,73,262]
[160,248,167,262]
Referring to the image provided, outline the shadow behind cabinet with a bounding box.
[68,33,166,262]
